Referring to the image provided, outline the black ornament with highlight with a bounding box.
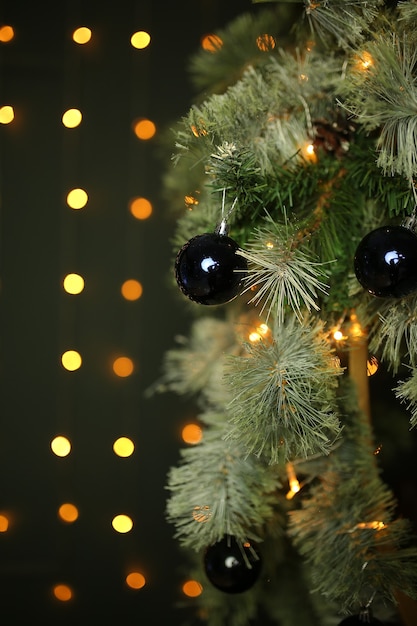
[203,535,262,594]
[175,230,247,305]
[354,225,417,298]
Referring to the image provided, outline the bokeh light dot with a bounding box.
[0,514,10,532]
[182,423,203,445]
[53,584,73,601]
[72,27,91,44]
[182,580,203,597]
[113,437,135,457]
[130,31,151,49]
[62,108,82,128]
[126,572,146,589]
[66,188,88,209]
[0,25,14,42]
[112,514,133,533]
[63,273,85,294]
[129,197,152,220]
[0,105,14,124]
[133,118,156,140]
[61,350,82,371]
[58,503,79,523]
[121,279,143,301]
[201,34,223,51]
[113,357,134,377]
[51,436,71,457]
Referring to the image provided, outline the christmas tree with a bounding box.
[154,2,417,624]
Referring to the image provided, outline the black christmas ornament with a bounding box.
[175,222,248,305]
[203,535,262,594]
[354,225,417,298]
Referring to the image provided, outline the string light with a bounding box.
[367,355,379,376]
[286,462,301,499]
[66,188,88,210]
[62,108,82,128]
[112,356,134,377]
[256,34,276,51]
[0,105,14,124]
[133,118,156,140]
[249,322,270,343]
[53,584,73,601]
[130,31,151,49]
[61,350,82,371]
[126,572,146,589]
[50,436,71,457]
[113,437,135,457]
[181,423,203,444]
[72,27,91,44]
[63,273,85,294]
[0,514,10,532]
[58,503,79,523]
[192,505,211,523]
[121,279,143,301]
[111,514,133,533]
[201,34,222,52]
[182,580,203,597]
[0,25,14,42]
[129,196,152,219]
[349,521,386,532]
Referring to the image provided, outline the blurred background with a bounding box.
[0,1,248,623]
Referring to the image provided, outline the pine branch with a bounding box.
[394,368,417,429]
[303,0,384,48]
[368,295,417,374]
[339,30,417,182]
[237,212,332,323]
[166,411,281,551]
[288,378,417,611]
[223,314,343,464]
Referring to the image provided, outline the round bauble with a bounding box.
[354,225,417,298]
[203,536,262,594]
[175,232,248,305]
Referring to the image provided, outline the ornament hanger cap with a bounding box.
[215,219,229,236]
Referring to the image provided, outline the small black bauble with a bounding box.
[203,535,262,594]
[175,231,248,305]
[354,225,417,298]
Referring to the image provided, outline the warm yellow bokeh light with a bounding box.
[51,436,71,457]
[0,25,14,42]
[113,437,135,457]
[0,105,14,124]
[130,31,151,49]
[112,514,133,533]
[182,580,203,597]
[126,572,146,589]
[201,34,223,52]
[129,197,152,220]
[62,108,82,128]
[66,188,88,210]
[58,503,79,523]
[112,357,134,378]
[61,350,82,371]
[53,584,73,601]
[121,279,143,301]
[63,273,85,294]
[182,423,203,445]
[133,118,156,140]
[72,27,92,44]
[0,514,10,532]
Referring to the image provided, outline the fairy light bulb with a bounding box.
[286,462,301,499]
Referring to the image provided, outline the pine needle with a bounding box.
[238,212,331,323]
